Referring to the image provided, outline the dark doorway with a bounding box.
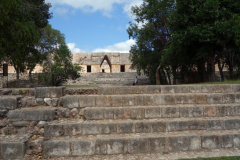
[102,69,105,73]
[120,65,125,72]
[87,65,91,73]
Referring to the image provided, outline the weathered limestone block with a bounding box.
[98,87,114,95]
[63,124,82,136]
[188,106,203,117]
[233,134,240,148]
[82,123,98,135]
[95,140,107,155]
[44,98,52,106]
[114,108,130,119]
[202,135,221,149]
[196,95,207,104]
[83,108,104,120]
[79,96,95,107]
[8,110,23,121]
[162,107,179,118]
[96,96,111,107]
[204,106,217,117]
[179,107,189,117]
[189,136,201,151]
[149,137,167,153]
[107,139,127,154]
[71,140,95,156]
[111,95,124,107]
[1,142,26,159]
[135,122,151,133]
[62,96,79,108]
[36,98,45,106]
[70,108,78,117]
[175,95,196,104]
[212,85,232,93]
[207,94,222,104]
[35,87,64,98]
[128,138,148,154]
[145,107,161,118]
[189,120,206,130]
[117,122,135,133]
[99,123,117,134]
[154,95,175,105]
[104,108,114,119]
[233,85,240,93]
[44,125,64,140]
[222,135,233,148]
[52,98,59,107]
[122,95,135,106]
[130,108,145,119]
[190,85,200,93]
[222,94,235,103]
[178,121,188,131]
[0,97,17,110]
[167,121,178,132]
[151,122,167,132]
[224,119,240,130]
[114,86,130,95]
[57,107,70,118]
[161,86,175,93]
[175,86,189,93]
[207,120,223,130]
[0,109,8,119]
[201,85,212,93]
[13,121,29,127]
[44,140,70,158]
[146,85,161,94]
[168,136,189,152]
[235,94,240,103]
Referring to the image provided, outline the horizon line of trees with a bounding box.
[127,0,240,84]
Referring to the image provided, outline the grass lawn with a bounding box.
[186,79,240,85]
[179,156,240,160]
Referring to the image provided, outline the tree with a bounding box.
[0,0,52,82]
[127,0,175,84]
[168,0,240,82]
[38,25,82,86]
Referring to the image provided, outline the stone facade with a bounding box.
[72,52,135,73]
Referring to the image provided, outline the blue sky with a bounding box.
[45,0,143,53]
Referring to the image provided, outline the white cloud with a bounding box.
[92,39,135,53]
[54,7,68,15]
[67,43,83,53]
[46,0,143,18]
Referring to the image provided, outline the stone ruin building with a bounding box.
[72,52,136,73]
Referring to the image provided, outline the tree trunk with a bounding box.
[162,69,168,85]
[172,65,177,84]
[156,65,161,85]
[166,67,171,85]
[197,62,205,82]
[207,51,216,82]
[228,53,234,79]
[217,60,224,81]
[29,70,33,84]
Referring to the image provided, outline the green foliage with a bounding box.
[38,25,82,86]
[0,0,52,81]
[127,0,175,84]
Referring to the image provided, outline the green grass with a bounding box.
[179,156,240,160]
[185,79,240,85]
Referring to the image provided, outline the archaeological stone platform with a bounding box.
[1,85,240,159]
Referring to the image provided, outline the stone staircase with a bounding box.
[64,72,151,86]
[1,85,240,159]
[43,85,240,158]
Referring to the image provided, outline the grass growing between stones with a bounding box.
[179,156,240,160]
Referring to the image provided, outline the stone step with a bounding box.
[0,135,30,159]
[44,117,240,140]
[8,107,56,122]
[43,130,240,158]
[83,104,240,120]
[62,93,240,109]
[98,84,240,95]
